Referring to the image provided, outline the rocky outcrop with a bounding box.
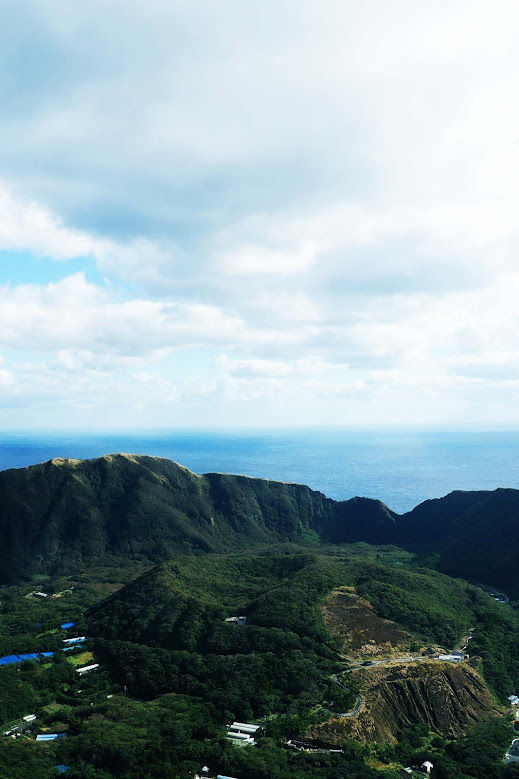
[310,661,503,743]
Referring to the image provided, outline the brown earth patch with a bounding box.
[322,587,413,658]
[309,661,503,744]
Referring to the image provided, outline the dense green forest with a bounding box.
[1,549,519,778]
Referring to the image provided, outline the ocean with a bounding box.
[0,429,518,514]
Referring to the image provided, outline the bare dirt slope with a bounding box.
[322,587,413,658]
[309,661,503,744]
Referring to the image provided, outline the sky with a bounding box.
[1,0,519,430]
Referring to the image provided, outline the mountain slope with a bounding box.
[86,552,519,742]
[0,453,396,582]
[87,552,519,699]
[397,488,519,594]
[1,453,519,597]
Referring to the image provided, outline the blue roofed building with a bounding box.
[0,652,54,666]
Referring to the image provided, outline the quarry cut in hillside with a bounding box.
[310,661,503,744]
[322,587,413,658]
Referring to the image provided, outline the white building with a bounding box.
[227,732,254,743]
[421,761,434,773]
[228,722,260,735]
[225,616,247,626]
[76,663,99,676]
[226,721,261,745]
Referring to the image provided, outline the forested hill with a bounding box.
[0,453,517,594]
[0,453,396,582]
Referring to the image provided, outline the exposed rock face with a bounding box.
[322,587,412,658]
[310,662,503,744]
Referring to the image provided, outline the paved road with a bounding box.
[331,645,471,718]
[340,654,416,668]
[327,673,363,718]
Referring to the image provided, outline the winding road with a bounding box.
[329,673,363,718]
[329,636,476,718]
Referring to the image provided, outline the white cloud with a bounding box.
[2,1,519,426]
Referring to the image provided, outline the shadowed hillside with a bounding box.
[1,453,519,599]
[396,488,519,595]
[0,453,396,582]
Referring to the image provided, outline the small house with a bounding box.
[225,616,247,626]
[36,733,67,741]
[508,695,519,706]
[63,636,86,645]
[421,761,433,773]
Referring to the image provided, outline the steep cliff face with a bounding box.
[310,662,503,744]
[0,453,397,582]
[2,453,519,598]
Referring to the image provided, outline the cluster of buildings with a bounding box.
[0,628,89,667]
[3,714,37,738]
[488,591,507,603]
[226,721,261,745]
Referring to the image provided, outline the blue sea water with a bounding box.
[0,429,518,514]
